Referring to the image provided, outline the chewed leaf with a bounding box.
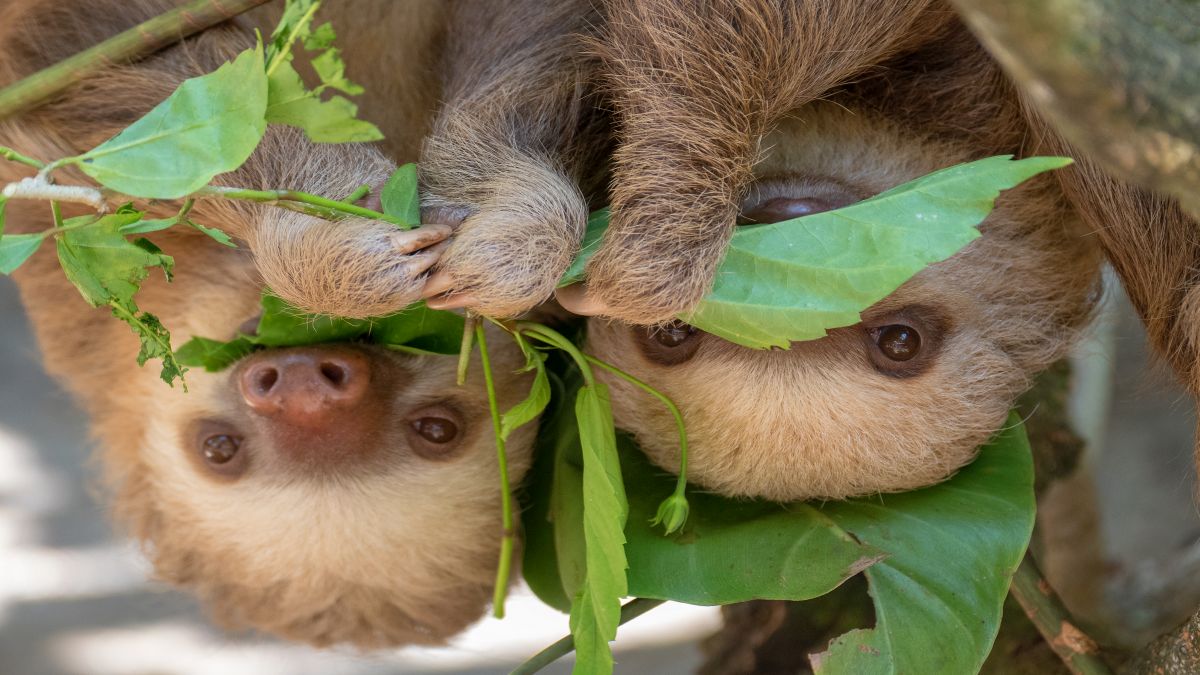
[266,61,382,143]
[381,164,421,227]
[0,233,44,275]
[77,47,268,199]
[55,211,168,308]
[118,309,186,386]
[686,156,1072,348]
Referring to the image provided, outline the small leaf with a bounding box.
[500,357,551,441]
[253,293,368,347]
[175,336,256,371]
[303,21,337,51]
[311,46,364,96]
[188,221,236,248]
[0,233,44,275]
[119,217,178,235]
[686,156,1073,348]
[380,164,421,227]
[116,308,186,386]
[77,47,269,199]
[569,381,629,675]
[267,0,319,65]
[370,301,465,354]
[266,61,382,143]
[558,208,609,287]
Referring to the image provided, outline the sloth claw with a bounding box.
[391,224,453,255]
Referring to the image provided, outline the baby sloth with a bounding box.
[0,0,536,649]
[586,102,1100,502]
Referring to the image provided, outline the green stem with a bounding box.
[457,314,478,386]
[0,0,273,120]
[197,186,409,228]
[510,598,666,675]
[1010,554,1112,675]
[584,355,689,491]
[50,201,64,229]
[515,322,595,387]
[476,324,515,619]
[265,1,321,75]
[342,184,371,205]
[0,146,45,170]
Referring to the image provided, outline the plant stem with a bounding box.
[50,201,64,229]
[515,322,595,387]
[476,324,515,619]
[584,355,689,493]
[0,0,273,120]
[457,314,478,386]
[197,186,409,227]
[1009,554,1112,675]
[0,146,45,170]
[510,598,666,675]
[343,184,371,205]
[265,1,321,75]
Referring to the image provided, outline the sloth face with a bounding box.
[15,219,534,649]
[586,104,1099,502]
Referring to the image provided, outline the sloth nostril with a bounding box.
[319,362,348,387]
[255,367,279,394]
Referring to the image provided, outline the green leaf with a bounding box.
[267,0,320,66]
[380,164,421,226]
[500,356,551,441]
[266,60,382,143]
[311,46,364,96]
[116,308,187,386]
[55,211,166,308]
[175,336,256,371]
[811,414,1034,674]
[0,196,7,236]
[371,301,465,354]
[253,293,368,347]
[686,156,1073,348]
[568,381,629,675]
[188,221,236,248]
[558,208,610,287]
[119,217,178,235]
[0,233,44,275]
[523,370,1034,674]
[76,47,268,199]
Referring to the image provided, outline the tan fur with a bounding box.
[585,22,1102,500]
[418,0,610,317]
[1,0,538,648]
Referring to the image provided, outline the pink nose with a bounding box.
[238,347,371,428]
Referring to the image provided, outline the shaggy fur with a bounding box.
[0,0,537,648]
[417,0,611,317]
[585,19,1102,500]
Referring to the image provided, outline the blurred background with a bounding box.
[2,270,1199,674]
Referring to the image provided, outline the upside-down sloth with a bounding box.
[0,0,598,648]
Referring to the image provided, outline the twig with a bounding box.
[1010,554,1112,675]
[0,0,273,119]
[510,598,666,675]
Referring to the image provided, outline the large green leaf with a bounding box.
[523,372,1035,675]
[688,156,1071,347]
[559,157,1070,349]
[175,294,463,370]
[76,48,268,199]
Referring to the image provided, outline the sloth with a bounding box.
[0,0,543,648]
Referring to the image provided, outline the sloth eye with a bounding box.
[635,321,703,366]
[872,324,921,361]
[739,177,861,225]
[406,404,468,461]
[189,420,249,480]
[862,307,946,378]
[412,416,458,444]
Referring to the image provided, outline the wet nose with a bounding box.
[239,347,371,428]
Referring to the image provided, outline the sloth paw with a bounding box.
[255,215,452,319]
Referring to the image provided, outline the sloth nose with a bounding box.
[239,347,372,428]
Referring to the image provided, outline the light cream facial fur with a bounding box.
[587,106,1100,501]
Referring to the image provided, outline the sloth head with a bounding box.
[12,207,534,648]
[586,104,1100,502]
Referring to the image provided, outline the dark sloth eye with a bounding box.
[412,417,458,444]
[203,434,241,464]
[739,178,861,225]
[406,404,468,461]
[634,321,703,366]
[872,325,921,361]
[188,420,249,479]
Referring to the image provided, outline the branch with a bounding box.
[949,0,1200,216]
[510,598,665,675]
[1010,554,1112,675]
[0,0,274,120]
